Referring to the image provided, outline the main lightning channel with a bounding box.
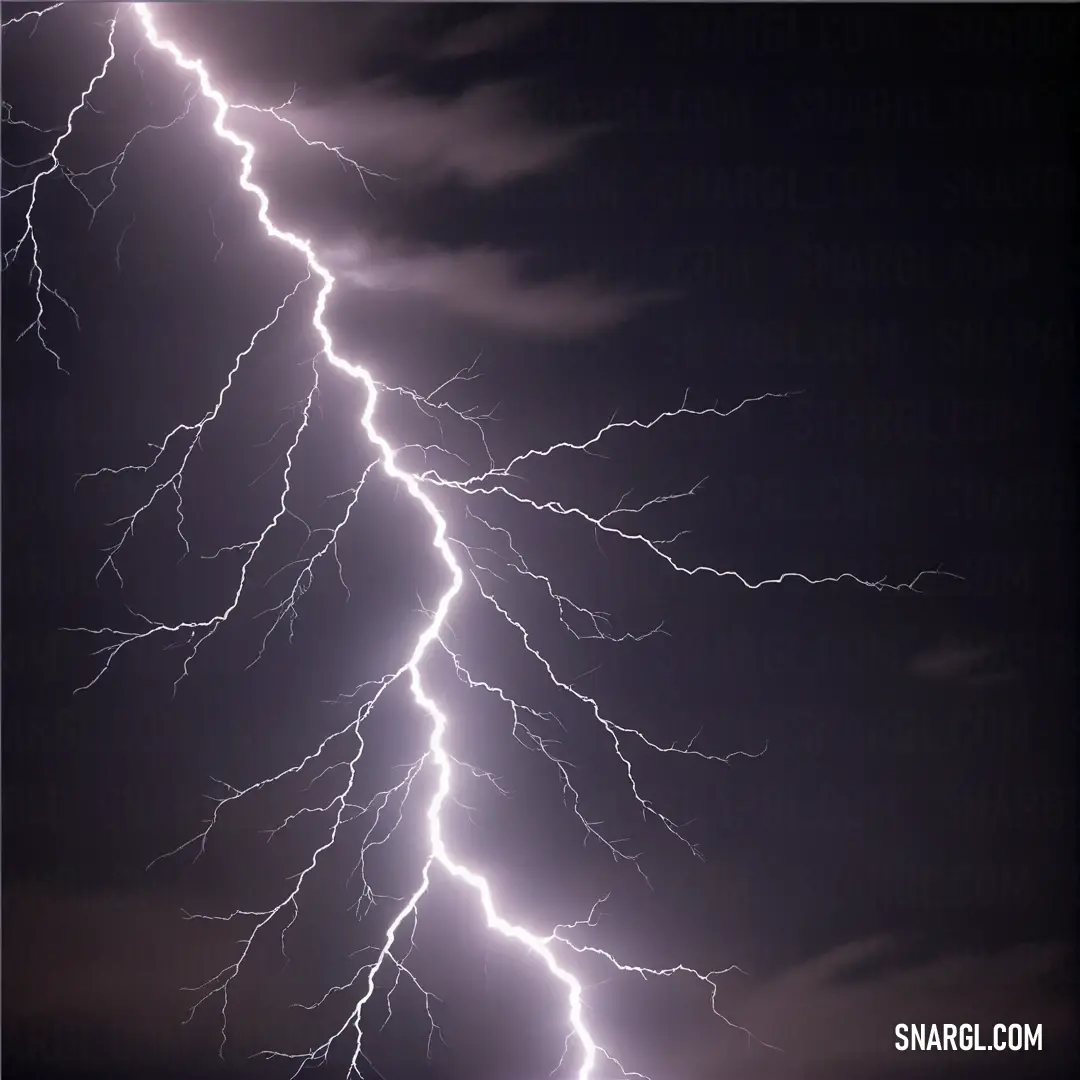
[128,5,610,1078]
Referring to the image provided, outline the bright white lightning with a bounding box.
[3,5,956,1079]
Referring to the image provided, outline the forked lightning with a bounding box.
[2,5,951,1078]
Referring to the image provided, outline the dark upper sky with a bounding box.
[2,4,1075,1080]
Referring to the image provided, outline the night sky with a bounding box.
[2,4,1076,1080]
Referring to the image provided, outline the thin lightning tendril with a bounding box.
[3,4,958,1079]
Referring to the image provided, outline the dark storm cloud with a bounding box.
[167,5,641,339]
[4,882,323,1059]
[325,236,674,337]
[691,937,1074,1079]
[754,937,1072,1075]
[271,70,652,337]
[13,883,1070,1079]
[5,882,215,1057]
[283,79,595,188]
[165,5,547,92]
[162,2,429,88]
[908,641,1015,684]
[428,6,547,60]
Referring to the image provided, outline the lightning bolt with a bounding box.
[3,5,957,1079]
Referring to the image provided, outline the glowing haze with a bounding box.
[2,4,950,1079]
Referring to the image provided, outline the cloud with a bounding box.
[429,6,547,60]
[162,3,431,91]
[8,885,1074,1079]
[709,937,1075,1079]
[282,80,597,188]
[5,882,218,1058]
[3,882,345,1061]
[908,641,1015,684]
[326,237,674,337]
[199,13,643,342]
